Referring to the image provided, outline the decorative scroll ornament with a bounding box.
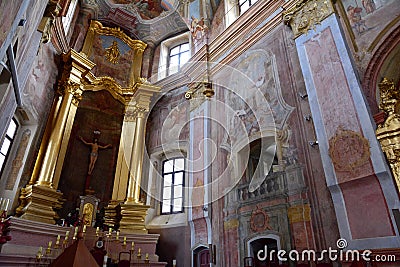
[250,205,272,232]
[328,126,370,173]
[283,0,334,38]
[376,78,400,193]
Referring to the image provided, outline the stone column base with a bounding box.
[15,184,63,225]
[119,203,149,234]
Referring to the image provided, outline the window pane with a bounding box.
[162,201,170,213]
[170,46,180,56]
[163,186,171,199]
[0,154,5,170]
[180,43,189,52]
[174,185,182,198]
[174,158,184,171]
[164,160,173,173]
[180,51,190,66]
[6,119,17,138]
[174,172,183,185]
[241,3,250,13]
[173,198,182,212]
[164,174,172,187]
[0,139,11,155]
[169,55,179,67]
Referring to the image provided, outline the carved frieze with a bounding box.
[283,0,335,38]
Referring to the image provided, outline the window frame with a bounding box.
[167,42,190,76]
[0,117,18,177]
[157,32,191,81]
[238,0,258,15]
[160,157,185,215]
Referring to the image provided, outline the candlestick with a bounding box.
[73,227,78,240]
[131,241,135,251]
[83,225,87,233]
[108,228,112,234]
[116,231,119,240]
[123,236,127,246]
[36,246,43,260]
[145,253,149,263]
[173,259,177,267]
[96,226,99,236]
[46,241,52,255]
[55,235,60,248]
[103,254,108,267]
[137,248,141,259]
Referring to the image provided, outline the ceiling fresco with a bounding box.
[81,0,187,43]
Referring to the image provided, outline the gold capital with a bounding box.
[283,0,334,38]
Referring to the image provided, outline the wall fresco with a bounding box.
[342,0,400,49]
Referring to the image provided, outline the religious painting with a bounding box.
[90,35,134,87]
[110,0,176,19]
[341,0,400,49]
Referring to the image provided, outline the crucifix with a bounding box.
[79,131,112,192]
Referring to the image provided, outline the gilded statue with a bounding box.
[105,40,121,64]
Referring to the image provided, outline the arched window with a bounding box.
[0,117,18,177]
[161,158,185,214]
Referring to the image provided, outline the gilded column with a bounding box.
[38,82,80,187]
[119,82,160,234]
[17,49,95,224]
[104,102,137,228]
[29,92,62,185]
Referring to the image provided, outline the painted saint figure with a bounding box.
[80,136,112,175]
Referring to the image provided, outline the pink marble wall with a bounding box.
[304,27,394,239]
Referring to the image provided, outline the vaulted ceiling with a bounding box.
[81,0,189,45]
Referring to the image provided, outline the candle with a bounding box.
[116,231,119,240]
[3,199,9,211]
[4,199,9,211]
[83,225,87,233]
[103,255,108,267]
[173,259,177,266]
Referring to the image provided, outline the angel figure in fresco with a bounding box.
[347,5,368,34]
[190,16,208,40]
[80,136,112,175]
[105,40,120,64]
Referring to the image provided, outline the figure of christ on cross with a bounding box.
[79,136,112,191]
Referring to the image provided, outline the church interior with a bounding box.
[0,0,400,266]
